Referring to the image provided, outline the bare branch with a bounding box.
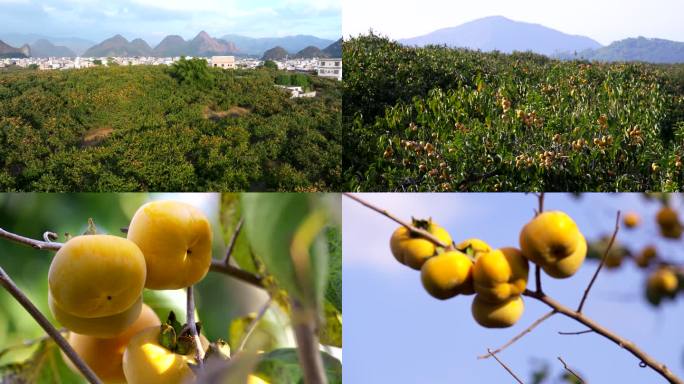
[186,286,204,370]
[524,289,682,384]
[577,210,621,313]
[223,217,244,265]
[343,193,449,248]
[237,297,273,352]
[0,266,102,384]
[0,228,62,251]
[535,265,542,294]
[209,261,264,288]
[558,329,594,336]
[557,356,585,383]
[536,192,545,216]
[479,310,555,359]
[486,349,525,384]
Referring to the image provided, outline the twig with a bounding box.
[577,211,621,313]
[343,193,449,248]
[186,286,204,369]
[223,218,244,265]
[557,356,585,383]
[209,261,264,288]
[558,329,594,336]
[237,297,273,352]
[536,192,545,216]
[0,228,61,251]
[0,266,102,384]
[291,299,327,384]
[486,349,525,383]
[534,193,544,294]
[478,310,556,359]
[524,289,682,384]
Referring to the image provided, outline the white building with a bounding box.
[210,56,236,69]
[317,58,342,81]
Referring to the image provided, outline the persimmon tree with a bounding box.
[0,193,342,384]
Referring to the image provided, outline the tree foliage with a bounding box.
[343,33,684,191]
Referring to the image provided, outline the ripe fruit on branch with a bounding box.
[473,247,529,303]
[390,219,452,270]
[127,201,213,290]
[519,211,587,278]
[48,235,146,318]
[455,238,491,259]
[420,251,474,299]
[623,212,640,228]
[656,207,682,239]
[49,292,142,338]
[62,304,161,383]
[646,267,679,306]
[635,245,657,268]
[471,295,524,328]
[123,325,209,384]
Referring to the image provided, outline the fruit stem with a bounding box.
[0,266,102,384]
[186,286,204,368]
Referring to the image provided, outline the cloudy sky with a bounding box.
[0,0,341,44]
[343,0,684,45]
[344,193,684,383]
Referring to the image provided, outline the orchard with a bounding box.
[344,193,684,383]
[0,194,342,384]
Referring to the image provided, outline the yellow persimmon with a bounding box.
[390,221,452,270]
[471,295,524,328]
[473,247,528,303]
[50,292,142,338]
[48,235,146,318]
[420,251,474,299]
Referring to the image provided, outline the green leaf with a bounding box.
[254,348,342,384]
[228,304,295,352]
[143,288,192,324]
[241,194,332,310]
[325,227,342,313]
[220,193,260,273]
[319,300,342,348]
[0,339,85,384]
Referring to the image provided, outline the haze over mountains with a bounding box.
[399,15,684,63]
[0,32,338,58]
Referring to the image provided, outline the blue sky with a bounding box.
[343,0,684,45]
[0,0,341,43]
[343,193,684,383]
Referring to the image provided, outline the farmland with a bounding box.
[0,64,341,191]
[343,34,684,191]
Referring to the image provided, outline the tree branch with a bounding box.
[486,349,524,384]
[223,218,244,265]
[524,289,682,384]
[291,300,327,384]
[558,329,594,336]
[186,286,204,369]
[237,297,273,352]
[577,211,620,313]
[209,261,264,288]
[557,356,585,383]
[0,228,62,251]
[0,266,102,384]
[343,193,450,248]
[478,310,555,359]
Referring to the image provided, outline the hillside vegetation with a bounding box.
[0,63,341,191]
[344,34,684,191]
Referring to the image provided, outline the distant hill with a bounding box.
[149,32,237,57]
[294,45,328,58]
[322,38,342,58]
[262,46,289,60]
[30,39,76,57]
[222,34,333,56]
[0,40,30,58]
[399,15,602,56]
[0,34,94,56]
[83,35,152,57]
[557,37,684,63]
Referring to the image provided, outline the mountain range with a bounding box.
[0,40,30,58]
[221,34,333,56]
[82,31,239,57]
[262,39,343,60]
[398,16,684,63]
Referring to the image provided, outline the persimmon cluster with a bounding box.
[390,212,588,328]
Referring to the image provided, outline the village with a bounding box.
[0,55,342,81]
